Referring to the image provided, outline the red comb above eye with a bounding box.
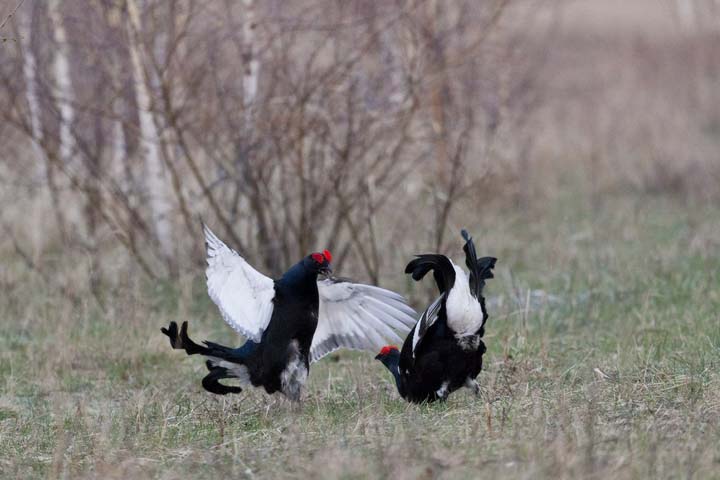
[311,253,324,264]
[379,345,399,355]
[323,249,332,263]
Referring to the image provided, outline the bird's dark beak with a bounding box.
[319,265,332,277]
[374,353,382,361]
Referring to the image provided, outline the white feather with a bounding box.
[204,224,275,342]
[445,262,484,337]
[203,225,416,360]
[411,294,443,357]
[281,340,307,401]
[310,279,417,363]
[207,358,251,385]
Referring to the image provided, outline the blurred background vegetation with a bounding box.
[1,1,719,478]
[1,0,718,288]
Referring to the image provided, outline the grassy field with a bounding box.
[1,189,719,479]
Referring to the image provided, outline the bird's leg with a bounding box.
[464,378,481,397]
[435,381,450,401]
[161,321,209,356]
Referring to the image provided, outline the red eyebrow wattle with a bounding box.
[380,345,398,355]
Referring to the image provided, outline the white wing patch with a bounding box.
[204,224,276,342]
[310,279,417,363]
[445,262,484,337]
[207,358,251,385]
[412,294,444,357]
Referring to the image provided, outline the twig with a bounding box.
[0,216,38,273]
[0,0,26,33]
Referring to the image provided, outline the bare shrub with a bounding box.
[1,0,717,285]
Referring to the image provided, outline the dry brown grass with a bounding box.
[1,190,719,479]
[2,1,720,478]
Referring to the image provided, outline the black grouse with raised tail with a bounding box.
[376,230,496,403]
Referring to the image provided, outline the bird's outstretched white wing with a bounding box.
[310,278,417,363]
[204,224,275,342]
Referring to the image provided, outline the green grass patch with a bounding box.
[1,192,719,478]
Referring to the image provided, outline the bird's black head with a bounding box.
[304,249,333,277]
[374,345,400,366]
[375,345,402,394]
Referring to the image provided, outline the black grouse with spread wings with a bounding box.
[163,224,416,401]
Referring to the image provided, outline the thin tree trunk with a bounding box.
[111,94,127,179]
[19,3,68,242]
[84,68,106,304]
[239,0,260,257]
[108,47,127,183]
[48,0,75,165]
[423,0,455,252]
[19,8,43,177]
[241,0,259,130]
[126,0,174,267]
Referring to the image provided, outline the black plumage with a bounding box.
[376,230,497,403]
[162,224,416,400]
[162,253,330,400]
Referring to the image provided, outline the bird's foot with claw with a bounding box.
[161,321,202,354]
[161,321,183,349]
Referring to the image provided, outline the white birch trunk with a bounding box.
[18,6,53,251]
[126,0,174,261]
[242,0,259,129]
[105,4,131,193]
[47,0,75,165]
[111,93,127,180]
[18,9,45,179]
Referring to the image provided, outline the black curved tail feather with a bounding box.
[202,362,243,395]
[476,257,497,287]
[161,321,247,395]
[460,229,497,299]
[461,229,481,299]
[405,254,456,294]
